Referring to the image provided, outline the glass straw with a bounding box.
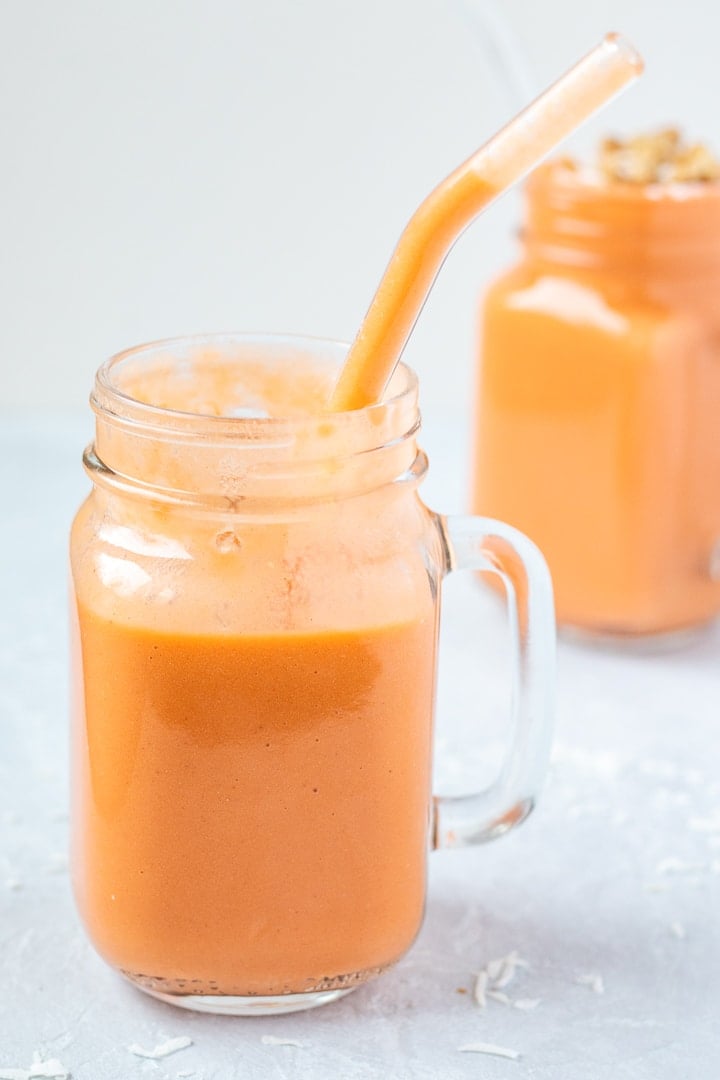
[329,33,643,412]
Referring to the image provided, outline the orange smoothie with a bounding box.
[71,337,441,1001]
[73,611,435,995]
[473,148,720,635]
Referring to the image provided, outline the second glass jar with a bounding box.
[472,160,720,639]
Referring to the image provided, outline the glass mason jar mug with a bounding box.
[472,160,720,639]
[70,333,555,1015]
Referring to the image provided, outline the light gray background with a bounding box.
[1,0,717,414]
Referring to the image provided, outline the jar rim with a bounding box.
[93,331,419,439]
[89,332,423,504]
[521,160,720,273]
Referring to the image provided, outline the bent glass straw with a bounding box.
[329,33,643,412]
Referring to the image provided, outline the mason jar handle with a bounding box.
[432,515,556,849]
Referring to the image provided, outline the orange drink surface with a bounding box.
[71,338,440,999]
[472,156,720,636]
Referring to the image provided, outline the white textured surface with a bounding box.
[1,411,719,1079]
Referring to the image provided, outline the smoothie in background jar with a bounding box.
[472,130,720,639]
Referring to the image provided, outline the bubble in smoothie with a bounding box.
[226,407,271,419]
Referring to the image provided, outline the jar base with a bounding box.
[129,981,356,1015]
[559,618,715,653]
[121,962,394,1014]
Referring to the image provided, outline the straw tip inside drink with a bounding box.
[604,32,644,75]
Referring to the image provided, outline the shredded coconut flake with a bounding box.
[0,1057,70,1079]
[669,922,686,939]
[128,1037,193,1059]
[472,950,530,1008]
[488,951,528,987]
[472,970,488,1007]
[643,882,670,893]
[260,1036,306,1048]
[485,958,504,981]
[576,973,605,994]
[492,965,517,990]
[28,1057,70,1080]
[458,1042,520,1060]
[514,998,541,1010]
[487,990,512,1006]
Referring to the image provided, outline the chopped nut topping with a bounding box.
[669,144,720,182]
[598,128,720,184]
